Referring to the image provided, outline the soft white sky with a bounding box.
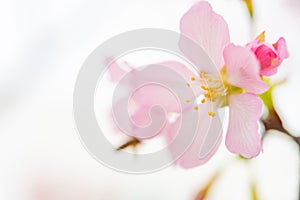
[0,0,299,199]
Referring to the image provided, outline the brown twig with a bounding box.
[262,108,300,200]
[116,137,140,151]
[194,172,220,200]
[262,108,300,146]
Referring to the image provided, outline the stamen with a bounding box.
[204,93,211,99]
[184,71,227,112]
[208,111,215,117]
[201,85,209,91]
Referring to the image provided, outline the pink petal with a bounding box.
[106,58,133,83]
[159,61,195,79]
[251,39,288,76]
[131,84,180,113]
[224,44,269,94]
[130,61,194,112]
[254,44,278,68]
[226,93,263,158]
[130,104,168,139]
[179,1,230,69]
[113,61,195,139]
[113,96,169,140]
[247,36,288,76]
[171,103,223,168]
[116,83,180,139]
[273,37,288,59]
[260,66,279,76]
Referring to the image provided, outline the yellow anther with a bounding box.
[208,111,215,117]
[183,70,226,110]
[204,93,211,99]
[201,85,209,90]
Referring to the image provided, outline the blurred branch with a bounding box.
[260,80,300,200]
[116,137,140,151]
[262,108,300,146]
[242,0,254,19]
[194,172,220,200]
[251,182,259,200]
[260,79,300,146]
[262,107,300,200]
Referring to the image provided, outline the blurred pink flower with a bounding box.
[247,31,288,76]
[108,58,193,140]
[108,1,271,168]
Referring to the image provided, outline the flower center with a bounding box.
[186,70,227,117]
[199,72,226,104]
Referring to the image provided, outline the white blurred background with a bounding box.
[0,0,299,199]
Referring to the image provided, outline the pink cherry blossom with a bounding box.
[108,1,277,168]
[108,58,193,140]
[174,1,268,167]
[172,42,268,168]
[247,31,288,76]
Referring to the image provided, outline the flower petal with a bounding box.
[260,66,279,76]
[159,61,195,79]
[179,1,230,69]
[224,44,269,94]
[226,93,263,158]
[131,84,180,113]
[172,103,223,168]
[112,95,169,140]
[106,58,133,83]
[131,61,194,112]
[254,44,278,68]
[273,37,288,59]
[113,61,196,139]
